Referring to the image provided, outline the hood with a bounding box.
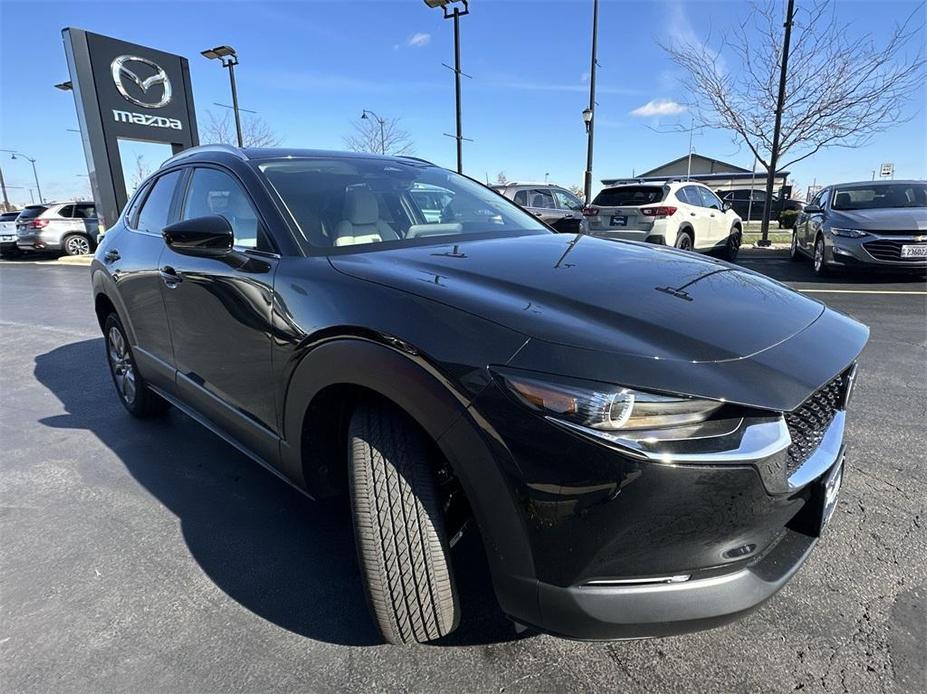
[329,234,825,364]
[829,207,927,232]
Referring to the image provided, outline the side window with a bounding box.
[58,205,75,218]
[136,170,183,235]
[816,189,829,209]
[553,189,583,210]
[681,186,701,206]
[513,190,528,206]
[528,189,556,209]
[125,182,152,229]
[698,187,721,210]
[74,204,96,219]
[182,168,269,251]
[752,190,767,202]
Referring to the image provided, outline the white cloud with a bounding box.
[630,99,686,117]
[407,32,431,48]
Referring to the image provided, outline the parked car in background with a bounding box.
[791,181,927,275]
[584,181,743,260]
[721,189,804,226]
[15,201,99,256]
[0,210,21,258]
[92,145,868,645]
[492,182,586,234]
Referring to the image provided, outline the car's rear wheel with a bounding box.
[812,234,829,275]
[63,234,92,256]
[721,227,741,261]
[104,313,169,418]
[348,400,460,644]
[674,230,693,251]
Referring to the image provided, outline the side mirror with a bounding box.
[722,201,733,212]
[162,215,234,257]
[804,204,823,214]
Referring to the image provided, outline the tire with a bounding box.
[674,230,693,251]
[721,227,741,261]
[348,401,460,644]
[62,234,92,256]
[103,313,169,418]
[812,234,829,275]
[789,230,802,261]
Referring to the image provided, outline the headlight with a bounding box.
[497,371,723,432]
[830,228,867,238]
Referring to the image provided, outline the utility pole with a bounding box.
[759,0,794,246]
[746,157,757,223]
[686,117,694,181]
[0,166,9,211]
[583,0,600,204]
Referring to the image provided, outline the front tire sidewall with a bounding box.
[812,235,828,275]
[348,402,460,645]
[103,313,167,418]
[723,228,741,261]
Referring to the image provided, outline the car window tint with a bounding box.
[58,205,74,218]
[553,189,582,210]
[698,187,721,209]
[136,170,182,235]
[183,168,268,251]
[17,206,46,220]
[514,190,528,205]
[681,186,702,206]
[125,182,151,229]
[74,204,96,219]
[528,189,556,209]
[593,186,665,206]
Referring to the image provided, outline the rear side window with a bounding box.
[74,204,96,219]
[593,186,665,206]
[136,170,183,235]
[18,206,47,220]
[58,205,75,218]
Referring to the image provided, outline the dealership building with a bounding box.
[602,154,791,197]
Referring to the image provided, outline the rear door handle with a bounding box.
[104,249,120,263]
[159,266,182,288]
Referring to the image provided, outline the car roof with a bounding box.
[162,144,435,168]
[829,180,924,188]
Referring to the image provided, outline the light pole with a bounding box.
[1,150,43,203]
[361,110,387,155]
[201,45,243,147]
[582,0,599,205]
[424,0,469,174]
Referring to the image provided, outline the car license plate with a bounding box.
[900,244,927,258]
[610,215,627,227]
[0,235,14,242]
[820,460,844,531]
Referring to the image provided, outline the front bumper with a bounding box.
[826,231,927,269]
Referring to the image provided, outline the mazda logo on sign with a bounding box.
[110,55,172,109]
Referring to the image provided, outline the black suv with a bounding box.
[93,146,867,644]
[721,188,804,225]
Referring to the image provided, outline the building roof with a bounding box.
[638,153,752,178]
[601,171,789,186]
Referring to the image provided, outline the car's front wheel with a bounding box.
[348,400,460,644]
[790,230,802,261]
[62,233,92,256]
[812,234,829,275]
[104,313,169,418]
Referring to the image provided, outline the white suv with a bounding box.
[584,181,743,260]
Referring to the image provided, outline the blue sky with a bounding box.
[0,0,925,206]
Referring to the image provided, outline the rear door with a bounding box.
[696,186,725,246]
[679,186,711,244]
[73,203,100,241]
[519,188,560,226]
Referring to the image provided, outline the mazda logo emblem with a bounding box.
[111,55,172,109]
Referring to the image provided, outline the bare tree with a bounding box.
[663,1,925,192]
[344,116,414,156]
[567,184,585,199]
[201,110,281,148]
[129,154,152,193]
[495,171,509,185]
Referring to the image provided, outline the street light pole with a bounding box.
[1,150,43,203]
[425,0,470,174]
[362,110,387,154]
[583,0,599,205]
[759,0,794,247]
[201,45,243,147]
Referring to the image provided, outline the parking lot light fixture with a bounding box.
[361,110,387,155]
[582,0,599,205]
[201,45,243,148]
[424,0,469,174]
[582,108,593,134]
[1,149,43,203]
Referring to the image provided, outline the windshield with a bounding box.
[832,183,927,210]
[259,158,549,250]
[593,186,665,207]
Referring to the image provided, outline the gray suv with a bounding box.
[492,183,587,234]
[792,181,927,274]
[16,201,99,256]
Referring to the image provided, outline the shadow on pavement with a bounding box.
[734,247,927,287]
[34,338,521,648]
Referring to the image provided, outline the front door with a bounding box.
[158,165,280,462]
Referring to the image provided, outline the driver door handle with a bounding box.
[159,266,182,288]
[103,249,120,263]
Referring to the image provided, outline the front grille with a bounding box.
[863,239,926,261]
[784,374,846,474]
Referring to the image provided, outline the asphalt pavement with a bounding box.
[1,251,925,693]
